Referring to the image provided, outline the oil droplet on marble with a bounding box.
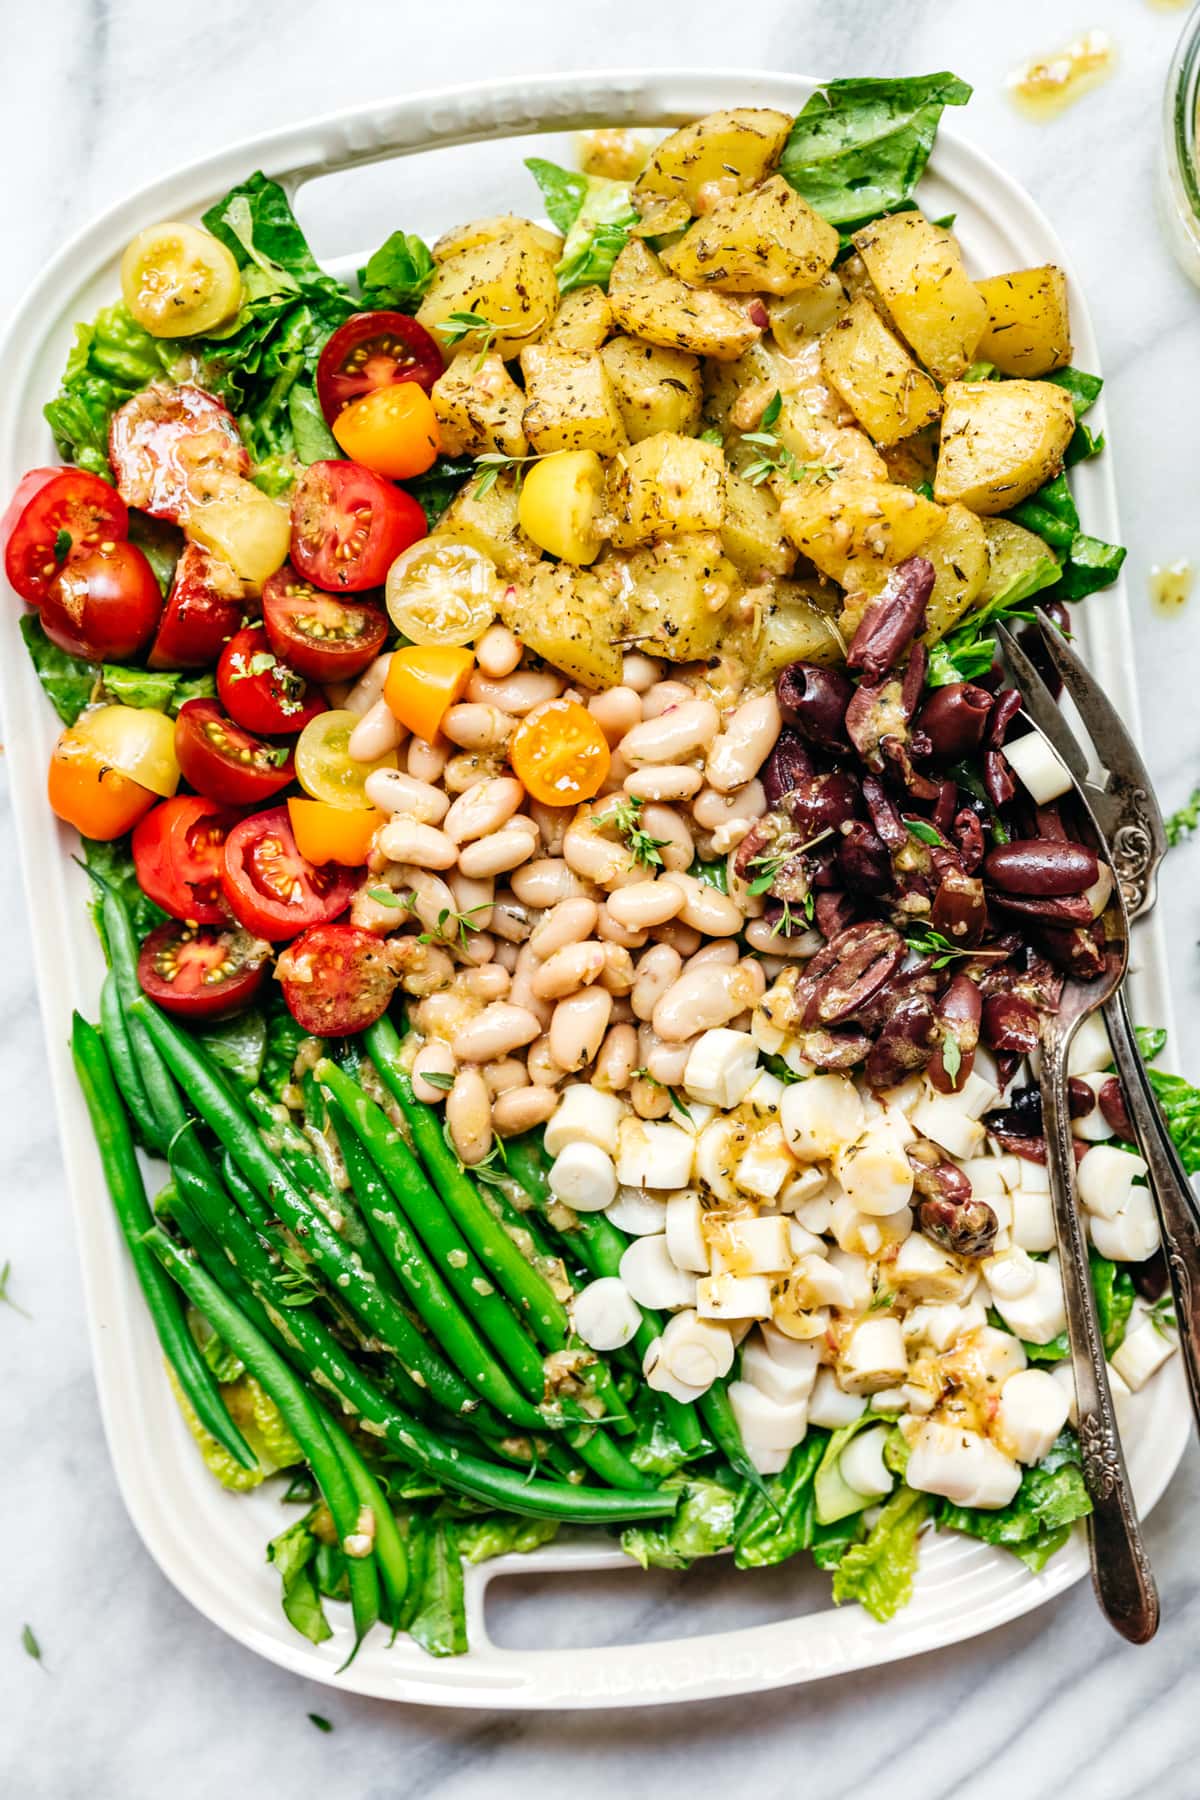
[1149,560,1194,614]
[1007,30,1117,118]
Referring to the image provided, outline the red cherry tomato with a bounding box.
[262,563,389,682]
[289,459,424,593]
[221,805,359,941]
[276,921,399,1034]
[217,623,327,737]
[137,920,269,1019]
[316,311,444,425]
[174,697,295,807]
[131,795,241,924]
[4,468,129,606]
[108,382,248,522]
[149,541,245,670]
[39,540,163,661]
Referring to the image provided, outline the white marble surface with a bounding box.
[3,0,1200,1791]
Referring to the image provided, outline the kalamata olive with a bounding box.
[986,687,1023,748]
[845,676,901,767]
[952,807,986,872]
[1016,598,1072,699]
[837,820,893,895]
[918,1193,999,1259]
[761,897,810,939]
[794,1023,874,1070]
[901,643,928,717]
[862,775,907,850]
[983,749,1016,810]
[784,771,861,837]
[907,1139,974,1205]
[864,990,938,1088]
[793,920,906,1026]
[984,838,1100,897]
[880,735,940,799]
[990,889,1095,926]
[987,1085,1043,1138]
[981,991,1040,1054]
[1098,1074,1132,1139]
[1131,1250,1168,1301]
[775,663,853,753]
[1033,802,1069,843]
[813,890,858,939]
[928,972,982,1094]
[1038,919,1107,981]
[916,682,993,759]
[930,868,988,946]
[846,556,934,683]
[1068,1076,1096,1118]
[931,781,958,833]
[761,728,814,807]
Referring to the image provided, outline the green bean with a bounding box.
[99,971,163,1152]
[323,1416,410,1619]
[71,1015,256,1473]
[700,1382,763,1492]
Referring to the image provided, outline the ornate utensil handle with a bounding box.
[1039,1041,1160,1643]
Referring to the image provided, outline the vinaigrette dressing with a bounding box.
[1149,559,1194,613]
[1006,30,1117,119]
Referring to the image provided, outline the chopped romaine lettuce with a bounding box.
[779,74,972,228]
[621,1475,739,1569]
[938,1429,1091,1572]
[358,230,437,311]
[19,614,98,724]
[456,1513,560,1564]
[43,303,177,478]
[734,1431,827,1568]
[266,1510,334,1644]
[193,1006,268,1091]
[832,1485,932,1620]
[525,156,636,292]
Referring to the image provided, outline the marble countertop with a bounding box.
[3,1,1200,1792]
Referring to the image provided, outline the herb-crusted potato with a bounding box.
[431,215,562,264]
[433,471,543,578]
[979,517,1058,601]
[735,578,844,680]
[502,562,622,690]
[837,502,987,643]
[608,240,762,362]
[721,465,795,577]
[852,211,988,383]
[615,532,740,661]
[431,351,528,459]
[520,346,627,456]
[631,107,794,234]
[779,476,945,584]
[417,235,559,358]
[767,271,849,353]
[819,298,942,447]
[934,379,1076,514]
[771,380,889,485]
[606,433,725,547]
[975,266,1072,376]
[544,285,613,354]
[600,336,703,441]
[661,176,840,295]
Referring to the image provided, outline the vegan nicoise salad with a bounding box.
[6,74,1190,1661]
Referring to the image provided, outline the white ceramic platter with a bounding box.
[0,68,1187,1709]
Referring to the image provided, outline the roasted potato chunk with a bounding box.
[417,235,559,359]
[934,379,1076,514]
[615,532,740,661]
[772,382,888,486]
[736,578,843,680]
[433,472,543,578]
[606,433,725,547]
[975,266,1072,376]
[632,107,793,233]
[837,504,986,643]
[600,336,703,441]
[520,346,627,455]
[502,562,622,690]
[779,476,945,585]
[431,351,528,459]
[661,176,839,295]
[853,211,988,383]
[432,215,562,263]
[545,285,613,354]
[608,239,761,362]
[819,298,943,447]
[767,271,849,353]
[979,517,1058,601]
[721,466,795,577]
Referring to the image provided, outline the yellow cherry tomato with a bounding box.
[517,449,605,565]
[332,382,440,480]
[385,537,498,646]
[383,646,474,742]
[121,222,243,338]
[295,710,397,811]
[47,730,157,839]
[81,704,180,797]
[184,476,291,592]
[509,698,611,805]
[287,798,383,867]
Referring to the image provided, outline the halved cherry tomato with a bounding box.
[316,312,444,425]
[47,729,156,839]
[217,624,327,737]
[288,797,383,867]
[332,383,440,481]
[277,922,398,1034]
[40,540,163,661]
[79,703,180,797]
[510,698,611,805]
[137,920,269,1019]
[289,459,424,592]
[108,382,248,521]
[295,710,396,809]
[132,795,240,923]
[121,223,243,339]
[148,540,245,670]
[262,563,388,682]
[4,469,129,606]
[222,806,359,941]
[175,697,294,807]
[383,644,474,742]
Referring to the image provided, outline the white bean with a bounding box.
[528,896,599,960]
[599,944,636,995]
[596,905,648,950]
[376,820,457,870]
[490,890,534,943]
[492,1085,558,1136]
[631,943,683,1022]
[411,1040,456,1103]
[623,764,704,803]
[443,776,524,844]
[563,807,639,887]
[550,986,614,1072]
[684,940,740,972]
[662,870,743,937]
[348,697,407,763]
[744,917,823,957]
[468,669,563,715]
[598,749,634,798]
[442,703,513,752]
[447,1069,493,1165]
[588,687,643,746]
[443,752,504,795]
[510,858,595,908]
[529,799,569,855]
[451,1002,542,1063]
[475,623,523,679]
[621,652,664,694]
[532,940,607,1000]
[631,1075,671,1119]
[619,699,720,766]
[705,693,781,793]
[510,943,552,1029]
[458,821,540,879]
[460,963,511,1002]
[641,803,693,873]
[606,880,684,931]
[365,767,449,823]
[493,938,519,973]
[447,868,494,931]
[652,962,764,1041]
[416,991,472,1039]
[457,929,498,969]
[652,919,703,957]
[407,735,448,782]
[391,938,455,996]
[640,680,696,722]
[482,1056,525,1095]
[643,1030,693,1087]
[527,1033,568,1087]
[594,1022,639,1093]
[343,654,392,717]
[691,779,767,833]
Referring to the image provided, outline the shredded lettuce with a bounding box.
[939,1429,1091,1572]
[267,1510,334,1644]
[832,1486,932,1620]
[43,304,177,479]
[621,1475,739,1569]
[456,1513,560,1564]
[525,157,636,292]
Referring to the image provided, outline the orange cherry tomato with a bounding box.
[332,382,440,481]
[510,698,611,806]
[287,797,382,868]
[384,645,474,742]
[47,729,157,839]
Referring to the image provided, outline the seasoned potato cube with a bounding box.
[608,240,761,362]
[702,339,785,430]
[975,266,1072,376]
[432,215,563,263]
[661,176,839,295]
[853,211,988,382]
[819,298,942,447]
[772,389,888,485]
[721,466,795,577]
[545,285,613,354]
[502,562,622,690]
[779,477,945,584]
[417,236,559,358]
[838,509,986,642]
[520,346,627,455]
[606,433,725,547]
[734,579,843,680]
[431,351,528,459]
[934,379,1076,514]
[433,472,543,579]
[980,518,1058,601]
[615,532,740,661]
[632,107,794,233]
[767,271,849,353]
[600,336,703,441]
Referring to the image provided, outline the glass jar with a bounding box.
[1161,1,1200,282]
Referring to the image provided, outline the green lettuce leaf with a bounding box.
[456,1512,560,1564]
[407,1522,468,1657]
[358,230,437,311]
[526,158,636,292]
[19,613,98,723]
[1007,472,1126,601]
[734,1430,827,1568]
[621,1475,739,1570]
[1147,1066,1200,1175]
[82,836,168,945]
[43,303,178,478]
[193,1006,268,1090]
[938,1429,1091,1573]
[832,1485,932,1620]
[925,556,1062,688]
[779,74,972,228]
[629,1388,710,1477]
[98,663,214,714]
[525,158,591,235]
[259,991,308,1102]
[267,1512,334,1644]
[1137,1025,1168,1063]
[1047,367,1103,416]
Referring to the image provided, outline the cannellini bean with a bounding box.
[447,868,494,930]
[563,808,639,887]
[631,1076,672,1119]
[705,694,781,793]
[509,944,553,1029]
[596,904,649,949]
[684,939,740,972]
[451,1002,542,1063]
[598,750,635,799]
[490,889,534,943]
[475,623,522,679]
[447,1069,493,1165]
[411,1040,457,1102]
[651,919,703,956]
[468,668,563,715]
[482,1056,526,1095]
[599,943,636,995]
[407,735,448,782]
[398,866,460,935]
[623,764,705,803]
[549,986,613,1072]
[663,870,743,936]
[588,686,643,745]
[442,702,513,751]
[365,767,449,824]
[622,652,664,693]
[527,1033,568,1087]
[443,776,525,844]
[458,821,539,879]
[343,654,393,716]
[619,699,721,766]
[652,961,764,1041]
[351,879,410,935]
[607,880,684,931]
[691,778,767,833]
[640,680,696,721]
[493,938,519,973]
[390,937,455,996]
[529,799,569,855]
[349,697,406,762]
[376,820,457,870]
[744,917,822,957]
[415,991,471,1038]
[631,943,683,1021]
[643,1030,692,1087]
[594,1022,639,1092]
[639,803,693,873]
[442,751,501,794]
[458,929,497,969]
[532,940,608,1000]
[492,1085,558,1136]
[528,896,599,960]
[460,963,511,1002]
[510,857,594,908]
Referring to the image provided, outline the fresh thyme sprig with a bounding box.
[420,905,490,953]
[739,390,834,487]
[472,451,542,498]
[745,827,833,896]
[901,925,1006,970]
[0,1260,30,1319]
[597,795,671,870]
